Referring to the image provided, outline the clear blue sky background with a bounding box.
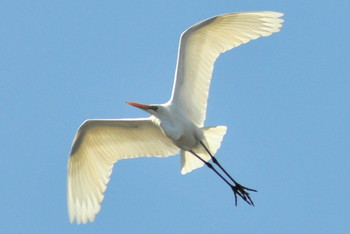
[1,1,349,233]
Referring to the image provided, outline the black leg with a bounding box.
[189,149,256,206]
[198,142,257,206]
[189,150,232,188]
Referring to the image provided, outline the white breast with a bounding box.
[157,108,204,151]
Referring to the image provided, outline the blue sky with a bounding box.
[1,0,349,233]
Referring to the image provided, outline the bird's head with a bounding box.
[126,102,162,118]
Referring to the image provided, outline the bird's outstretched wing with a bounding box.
[67,118,179,224]
[170,11,284,127]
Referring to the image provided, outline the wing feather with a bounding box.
[170,11,284,127]
[67,118,179,224]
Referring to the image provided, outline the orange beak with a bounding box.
[126,102,151,110]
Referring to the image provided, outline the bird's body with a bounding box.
[154,104,203,150]
[68,11,284,224]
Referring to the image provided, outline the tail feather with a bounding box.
[181,126,227,174]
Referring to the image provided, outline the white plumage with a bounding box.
[68,11,284,224]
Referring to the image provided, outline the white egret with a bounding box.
[68,11,284,224]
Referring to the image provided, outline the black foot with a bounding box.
[231,183,257,206]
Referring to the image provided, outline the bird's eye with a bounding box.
[150,106,158,111]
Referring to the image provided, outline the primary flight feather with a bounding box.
[68,11,284,224]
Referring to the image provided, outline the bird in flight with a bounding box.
[67,11,284,224]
